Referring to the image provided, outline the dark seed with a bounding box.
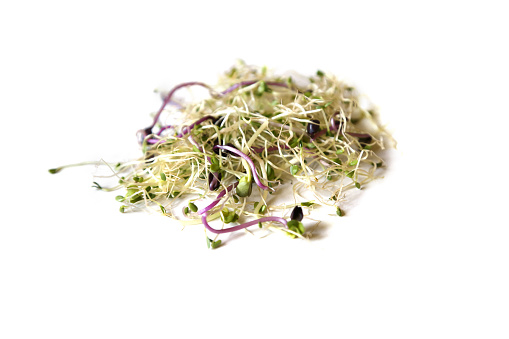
[208,172,221,191]
[137,126,153,145]
[306,119,321,136]
[358,136,373,145]
[214,116,225,127]
[290,206,304,221]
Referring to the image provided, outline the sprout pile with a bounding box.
[50,62,394,248]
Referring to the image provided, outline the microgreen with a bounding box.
[49,62,394,247]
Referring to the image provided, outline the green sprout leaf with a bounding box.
[287,220,305,235]
[188,201,198,212]
[290,165,299,176]
[257,81,267,96]
[266,163,275,180]
[336,207,344,217]
[236,176,252,197]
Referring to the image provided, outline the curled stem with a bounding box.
[201,215,287,234]
[214,145,270,190]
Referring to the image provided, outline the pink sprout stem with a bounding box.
[197,183,238,215]
[201,215,287,234]
[347,132,371,138]
[157,125,174,136]
[150,82,212,130]
[219,81,287,95]
[177,115,215,138]
[214,145,270,191]
[311,129,327,140]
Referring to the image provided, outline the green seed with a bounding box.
[355,182,361,189]
[211,240,222,249]
[349,160,358,166]
[160,173,166,181]
[188,202,198,212]
[266,163,275,180]
[301,202,314,207]
[48,168,61,174]
[336,207,344,217]
[184,207,189,215]
[210,163,220,172]
[130,193,143,203]
[316,70,324,77]
[336,149,344,154]
[119,206,126,213]
[126,188,137,197]
[257,81,267,96]
[115,195,125,202]
[290,165,299,175]
[224,213,235,223]
[160,205,166,214]
[287,220,305,235]
[236,176,252,197]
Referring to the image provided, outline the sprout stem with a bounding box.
[197,183,238,215]
[214,145,270,190]
[201,215,287,234]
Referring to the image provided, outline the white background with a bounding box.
[1,1,508,338]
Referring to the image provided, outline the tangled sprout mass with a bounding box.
[50,61,395,248]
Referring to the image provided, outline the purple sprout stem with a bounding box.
[201,215,287,234]
[311,129,327,140]
[150,81,287,131]
[157,124,175,136]
[214,145,270,191]
[219,81,287,96]
[330,112,341,131]
[149,82,212,130]
[177,115,215,138]
[347,132,371,138]
[197,183,238,215]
